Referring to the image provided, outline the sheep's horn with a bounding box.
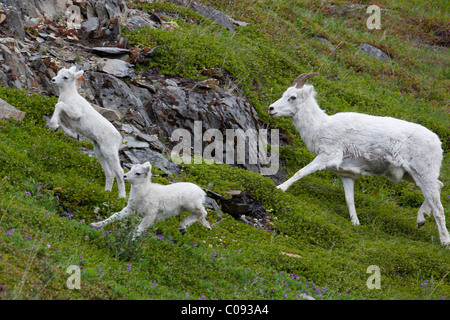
[292,72,319,88]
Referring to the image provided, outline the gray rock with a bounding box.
[125,15,157,30]
[121,123,167,152]
[169,0,236,32]
[358,43,391,60]
[0,98,25,121]
[5,8,25,40]
[314,37,336,52]
[91,47,131,56]
[92,104,122,122]
[96,58,135,77]
[81,17,100,34]
[86,71,152,127]
[0,38,39,91]
[120,135,150,150]
[165,78,178,87]
[143,76,268,173]
[129,84,152,106]
[124,148,180,175]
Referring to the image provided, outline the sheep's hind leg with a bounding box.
[417,200,431,229]
[341,176,360,226]
[104,150,126,198]
[93,143,114,192]
[199,206,212,230]
[179,207,211,235]
[415,178,450,246]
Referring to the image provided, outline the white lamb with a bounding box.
[49,66,126,198]
[268,73,450,246]
[90,162,212,237]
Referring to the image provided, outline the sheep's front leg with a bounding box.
[49,103,63,131]
[90,207,132,229]
[133,213,156,240]
[341,176,360,226]
[277,153,340,191]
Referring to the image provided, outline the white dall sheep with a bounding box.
[268,73,450,246]
[50,66,126,198]
[90,162,212,237]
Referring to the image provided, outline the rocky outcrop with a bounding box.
[0,0,277,178]
[168,0,249,32]
[0,97,25,121]
[358,43,391,60]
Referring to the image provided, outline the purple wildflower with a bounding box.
[6,229,14,236]
[126,263,131,271]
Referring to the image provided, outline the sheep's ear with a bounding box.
[142,162,152,175]
[303,85,314,97]
[74,70,84,79]
[69,66,77,72]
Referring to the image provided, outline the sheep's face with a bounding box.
[51,66,84,88]
[268,84,315,118]
[124,162,152,184]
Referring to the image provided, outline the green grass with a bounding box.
[0,0,449,300]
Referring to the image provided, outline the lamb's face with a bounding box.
[51,67,84,88]
[268,84,315,118]
[124,162,152,184]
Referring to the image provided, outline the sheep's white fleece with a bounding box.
[49,66,126,198]
[269,78,449,246]
[90,162,211,237]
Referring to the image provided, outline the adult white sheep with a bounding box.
[90,162,212,237]
[268,72,450,246]
[49,66,126,198]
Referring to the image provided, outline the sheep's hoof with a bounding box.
[179,227,186,235]
[417,221,425,229]
[90,223,100,230]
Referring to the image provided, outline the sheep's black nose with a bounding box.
[268,106,274,111]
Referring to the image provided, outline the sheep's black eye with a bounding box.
[135,172,141,176]
[290,96,296,100]
[63,76,68,80]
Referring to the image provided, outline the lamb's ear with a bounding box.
[69,66,77,72]
[143,162,152,175]
[74,70,84,79]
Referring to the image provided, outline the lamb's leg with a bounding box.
[103,149,126,198]
[341,176,360,226]
[277,153,340,191]
[199,206,212,230]
[179,206,212,235]
[93,143,114,192]
[179,214,201,235]
[417,200,431,229]
[90,207,131,229]
[49,103,63,130]
[134,214,156,239]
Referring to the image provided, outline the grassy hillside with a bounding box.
[0,0,449,300]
